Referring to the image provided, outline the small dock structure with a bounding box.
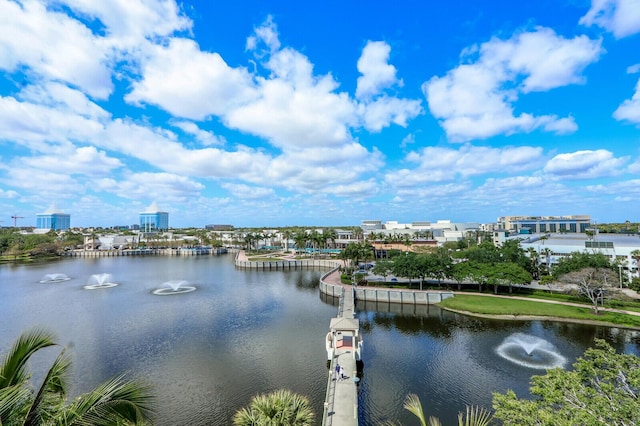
[322,286,362,426]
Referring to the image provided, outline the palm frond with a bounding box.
[457,405,493,426]
[403,394,428,426]
[0,329,57,389]
[428,416,443,426]
[0,384,32,423]
[57,374,154,426]
[233,407,260,425]
[23,348,71,426]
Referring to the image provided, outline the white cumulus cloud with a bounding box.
[356,41,401,99]
[386,145,544,187]
[220,183,276,200]
[58,0,192,45]
[580,0,640,38]
[126,38,258,120]
[96,172,204,202]
[613,79,640,124]
[423,27,601,142]
[0,0,113,99]
[543,149,628,179]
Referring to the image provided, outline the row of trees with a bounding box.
[0,227,240,258]
[339,239,535,294]
[242,228,340,255]
[591,221,640,234]
[0,228,84,259]
[339,238,635,309]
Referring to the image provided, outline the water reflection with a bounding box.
[354,299,640,425]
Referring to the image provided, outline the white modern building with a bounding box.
[498,215,591,234]
[360,219,480,244]
[518,233,640,282]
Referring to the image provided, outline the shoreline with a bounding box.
[439,306,640,330]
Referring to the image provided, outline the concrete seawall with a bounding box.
[234,251,341,270]
[66,248,228,257]
[355,287,453,304]
[319,268,454,305]
[235,259,340,270]
[234,253,455,305]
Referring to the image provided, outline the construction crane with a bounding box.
[11,214,24,227]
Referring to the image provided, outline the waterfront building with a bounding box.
[139,202,169,232]
[498,215,591,234]
[83,234,137,250]
[36,204,70,231]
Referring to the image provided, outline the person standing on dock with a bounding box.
[339,365,346,380]
[335,363,341,380]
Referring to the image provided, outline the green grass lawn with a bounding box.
[517,290,640,313]
[439,294,640,328]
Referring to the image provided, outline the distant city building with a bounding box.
[36,204,70,231]
[205,224,234,231]
[360,220,383,232]
[492,229,510,246]
[360,219,480,244]
[139,202,169,232]
[498,215,591,234]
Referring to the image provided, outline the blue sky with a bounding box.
[1,0,639,228]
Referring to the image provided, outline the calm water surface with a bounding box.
[1,255,639,425]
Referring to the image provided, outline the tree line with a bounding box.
[338,238,633,304]
[339,239,535,294]
[0,228,84,260]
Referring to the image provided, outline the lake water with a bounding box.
[1,254,639,425]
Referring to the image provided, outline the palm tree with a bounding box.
[307,230,320,258]
[0,328,154,425]
[293,231,308,256]
[244,233,256,252]
[541,247,552,275]
[233,389,314,426]
[281,229,292,253]
[324,228,338,250]
[631,250,640,275]
[525,247,540,279]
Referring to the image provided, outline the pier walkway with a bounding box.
[322,284,361,426]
